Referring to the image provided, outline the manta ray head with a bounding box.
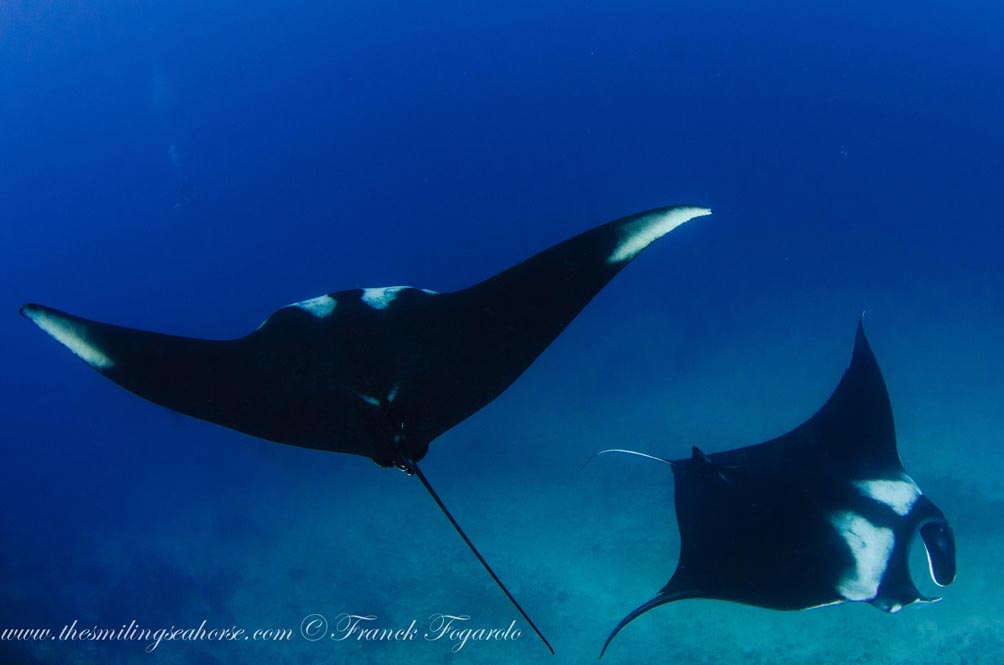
[857,487,957,613]
[906,495,957,594]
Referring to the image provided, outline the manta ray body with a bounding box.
[22,204,712,654]
[600,322,956,656]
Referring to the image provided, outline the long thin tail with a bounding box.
[582,448,672,470]
[411,463,555,655]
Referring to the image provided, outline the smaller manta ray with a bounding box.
[20,204,712,656]
[598,321,956,657]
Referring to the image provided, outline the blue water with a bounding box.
[2,1,1002,663]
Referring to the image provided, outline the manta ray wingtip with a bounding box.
[19,302,41,319]
[674,204,713,225]
[600,590,693,658]
[20,303,114,369]
[607,204,711,263]
[677,204,712,216]
[850,316,878,365]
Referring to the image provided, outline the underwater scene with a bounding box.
[2,1,1002,664]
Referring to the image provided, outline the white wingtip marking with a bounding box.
[830,511,895,601]
[294,294,337,318]
[24,308,114,369]
[608,206,712,263]
[853,476,922,517]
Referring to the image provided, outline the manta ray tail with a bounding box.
[600,589,696,658]
[411,464,555,655]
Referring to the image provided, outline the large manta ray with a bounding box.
[599,321,957,657]
[21,203,711,655]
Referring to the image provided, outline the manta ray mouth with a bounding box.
[916,517,957,588]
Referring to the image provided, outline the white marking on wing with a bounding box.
[294,294,337,318]
[360,286,438,309]
[608,206,712,263]
[853,475,921,516]
[829,511,895,601]
[24,307,114,369]
[361,286,406,309]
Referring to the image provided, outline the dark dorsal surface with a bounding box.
[601,322,956,657]
[21,204,709,468]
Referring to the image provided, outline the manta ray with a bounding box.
[21,203,711,655]
[598,321,957,657]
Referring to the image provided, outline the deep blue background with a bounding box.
[2,1,1002,663]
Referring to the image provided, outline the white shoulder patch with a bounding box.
[24,307,114,369]
[852,476,922,517]
[294,294,337,318]
[361,286,437,310]
[829,511,895,601]
[608,206,712,263]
